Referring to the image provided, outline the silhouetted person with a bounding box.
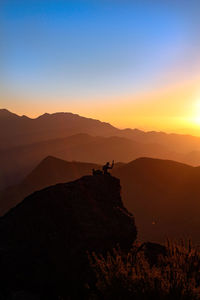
[102,160,114,175]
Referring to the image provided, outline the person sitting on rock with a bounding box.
[92,168,103,175]
[102,160,114,175]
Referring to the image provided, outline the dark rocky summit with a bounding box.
[0,175,137,298]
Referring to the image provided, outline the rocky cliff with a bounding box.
[0,175,137,298]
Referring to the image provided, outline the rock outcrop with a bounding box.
[0,175,137,298]
[0,156,99,216]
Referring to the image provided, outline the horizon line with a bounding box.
[1,107,200,139]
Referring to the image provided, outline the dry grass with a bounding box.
[88,240,200,300]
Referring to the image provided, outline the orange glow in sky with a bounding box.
[2,77,200,136]
[2,1,200,137]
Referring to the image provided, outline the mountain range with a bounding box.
[2,109,200,153]
[2,109,200,191]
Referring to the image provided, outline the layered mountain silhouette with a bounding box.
[0,175,136,297]
[0,109,118,149]
[2,109,200,191]
[2,109,200,153]
[2,156,200,243]
[0,132,177,190]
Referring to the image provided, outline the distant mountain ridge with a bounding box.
[2,109,200,153]
[0,109,118,149]
[0,131,178,190]
[2,109,200,190]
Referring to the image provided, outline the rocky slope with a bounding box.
[0,175,137,297]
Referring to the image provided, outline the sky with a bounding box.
[1,0,200,135]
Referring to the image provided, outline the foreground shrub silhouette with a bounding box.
[88,240,200,300]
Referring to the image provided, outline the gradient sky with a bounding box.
[1,0,200,134]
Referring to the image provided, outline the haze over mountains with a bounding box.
[0,109,118,149]
[0,132,176,190]
[2,108,200,152]
[2,155,200,244]
[113,157,200,243]
[2,109,200,191]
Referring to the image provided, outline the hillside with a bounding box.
[113,157,200,242]
[0,175,136,298]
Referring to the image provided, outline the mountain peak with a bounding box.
[36,112,50,119]
[20,156,100,196]
[0,109,19,119]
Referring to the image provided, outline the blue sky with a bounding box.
[1,0,200,132]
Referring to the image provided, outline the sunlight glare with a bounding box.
[192,99,200,125]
